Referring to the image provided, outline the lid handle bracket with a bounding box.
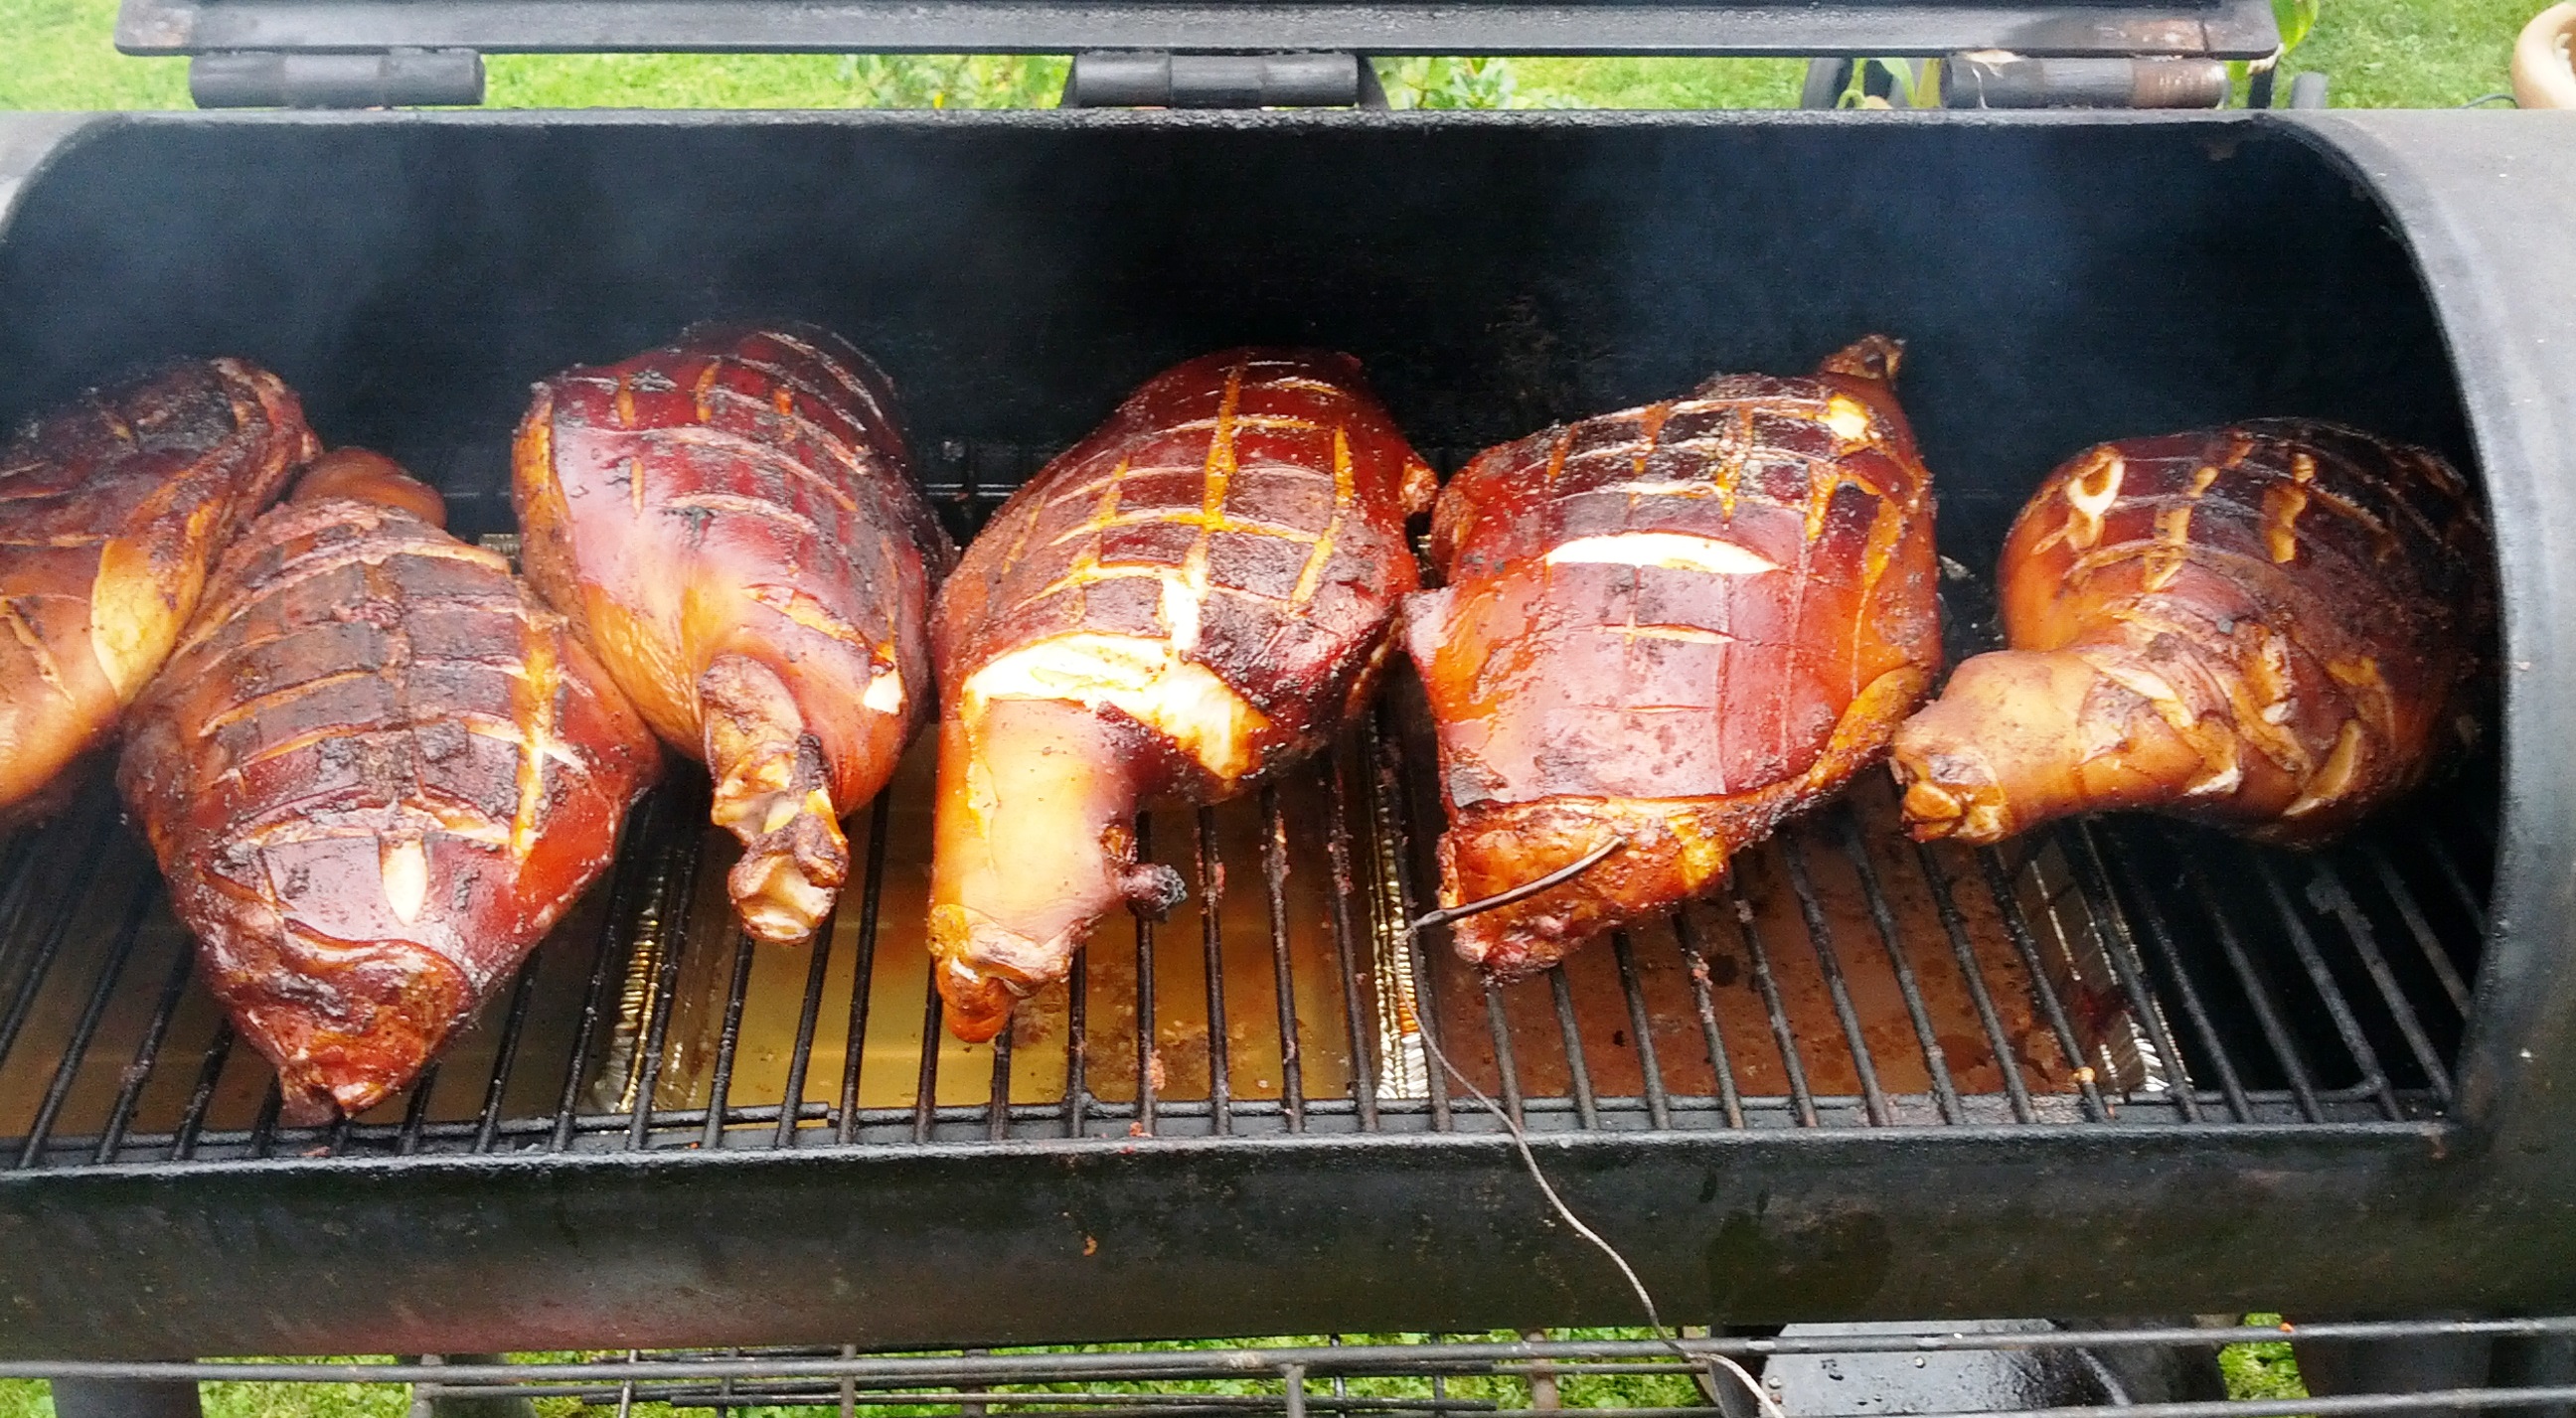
[189,49,486,107]
[1061,52,1386,107]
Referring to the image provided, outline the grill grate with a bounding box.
[0,468,2490,1170]
[7,1318,2576,1413]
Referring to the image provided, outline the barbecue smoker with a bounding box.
[1,0,2575,1406]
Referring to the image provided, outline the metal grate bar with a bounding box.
[624,829,701,1151]
[95,926,195,1165]
[2307,856,2455,1104]
[1545,966,1597,1130]
[1780,838,1889,1126]
[1481,981,1525,1125]
[1834,809,1962,1123]
[558,790,669,1152]
[475,951,548,1154]
[775,860,843,1149]
[0,803,116,1081]
[38,1317,2576,1388]
[1911,844,2035,1124]
[170,1018,233,1162]
[1670,911,1745,1129]
[0,818,74,988]
[2363,842,2474,1016]
[1134,814,1160,1138]
[2252,854,2402,1119]
[1064,942,1090,1140]
[2062,825,2201,1121]
[247,1078,282,1160]
[1259,785,1305,1133]
[16,887,153,1168]
[703,925,760,1151]
[0,833,47,953]
[838,794,893,1147]
[398,1064,438,1157]
[1324,749,1378,1131]
[1198,806,1231,1137]
[988,1017,1014,1142]
[1608,932,1670,1130]
[1730,884,1819,1128]
[2174,846,2324,1121]
[1368,710,1445,1124]
[2093,839,2254,1123]
[913,958,944,1145]
[2421,833,2490,937]
[1976,849,2109,1121]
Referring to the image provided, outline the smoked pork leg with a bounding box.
[515,324,954,944]
[1403,336,1942,979]
[930,349,1436,1041]
[121,451,662,1121]
[1891,420,2490,846]
[0,359,314,822]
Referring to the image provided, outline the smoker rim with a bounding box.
[0,106,2554,1163]
[0,108,2567,1354]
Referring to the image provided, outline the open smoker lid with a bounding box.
[115,0,2280,60]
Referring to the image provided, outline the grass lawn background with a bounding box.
[0,0,2531,1408]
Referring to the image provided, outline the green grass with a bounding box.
[0,1358,409,1418]
[2287,0,2533,104]
[0,1335,1706,1418]
[2219,1314,2311,1405]
[0,0,2539,108]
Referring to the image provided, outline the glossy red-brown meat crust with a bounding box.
[1404,336,1941,979]
[0,359,315,823]
[1891,419,2490,846]
[515,323,954,944]
[930,349,1437,1040]
[119,483,661,1122]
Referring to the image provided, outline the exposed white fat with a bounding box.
[2064,453,2125,531]
[380,838,429,926]
[964,633,1267,782]
[1158,574,1203,654]
[863,665,905,715]
[1543,533,1779,576]
[1822,393,1873,443]
[89,541,178,702]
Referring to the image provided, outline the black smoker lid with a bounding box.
[113,0,2281,60]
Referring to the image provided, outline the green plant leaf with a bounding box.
[2274,0,2323,55]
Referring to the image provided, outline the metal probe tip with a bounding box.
[1405,835,1627,935]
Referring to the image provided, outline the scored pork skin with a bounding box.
[1891,420,2490,846]
[0,359,315,821]
[120,453,661,1122]
[1404,336,1940,980]
[931,349,1437,1041]
[515,323,954,945]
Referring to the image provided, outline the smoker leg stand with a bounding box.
[2294,1321,2490,1418]
[2492,1335,2576,1418]
[408,1354,538,1418]
[48,1378,204,1418]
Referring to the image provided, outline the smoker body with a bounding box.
[0,108,2569,1358]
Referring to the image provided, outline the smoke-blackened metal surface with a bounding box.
[0,108,2563,1358]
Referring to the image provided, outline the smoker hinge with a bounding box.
[1061,52,1388,107]
[189,49,487,108]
